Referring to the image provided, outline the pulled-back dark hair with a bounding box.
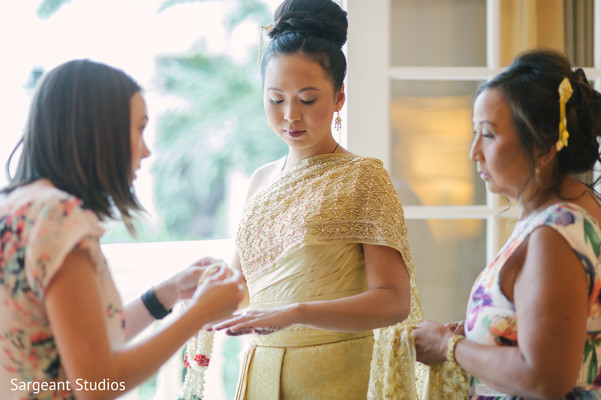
[476,48,601,196]
[261,0,348,92]
[3,59,143,232]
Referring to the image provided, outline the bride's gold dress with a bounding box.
[235,154,468,399]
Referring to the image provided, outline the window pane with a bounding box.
[499,0,595,67]
[390,0,487,67]
[390,80,486,206]
[407,219,486,322]
[564,0,595,67]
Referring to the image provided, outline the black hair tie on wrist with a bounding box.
[141,288,172,319]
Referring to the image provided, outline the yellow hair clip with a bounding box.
[556,77,573,151]
[257,24,274,65]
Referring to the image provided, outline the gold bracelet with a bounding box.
[446,334,465,367]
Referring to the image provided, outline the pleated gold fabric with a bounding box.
[235,154,417,399]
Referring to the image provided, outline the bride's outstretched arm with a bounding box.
[213,243,411,334]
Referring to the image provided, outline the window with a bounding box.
[345,0,601,322]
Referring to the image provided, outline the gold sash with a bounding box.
[236,328,374,399]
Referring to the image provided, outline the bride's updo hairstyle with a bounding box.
[261,0,348,92]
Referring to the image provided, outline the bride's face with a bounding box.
[263,53,345,153]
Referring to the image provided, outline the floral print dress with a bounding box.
[0,180,125,399]
[465,203,601,400]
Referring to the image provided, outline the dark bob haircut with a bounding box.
[3,59,143,231]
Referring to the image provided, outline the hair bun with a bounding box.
[569,67,596,112]
[562,68,601,174]
[574,67,589,85]
[270,0,348,48]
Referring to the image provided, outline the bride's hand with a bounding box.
[210,306,296,335]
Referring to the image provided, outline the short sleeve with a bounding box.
[24,194,104,300]
[349,158,412,260]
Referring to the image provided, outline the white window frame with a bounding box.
[345,0,601,262]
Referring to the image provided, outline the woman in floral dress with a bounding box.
[0,59,243,399]
[414,49,601,399]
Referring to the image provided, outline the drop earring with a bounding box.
[334,111,342,133]
[535,160,543,176]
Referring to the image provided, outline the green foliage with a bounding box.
[137,373,158,400]
[157,0,270,26]
[100,215,173,244]
[36,0,285,242]
[225,0,272,32]
[36,0,73,19]
[157,0,207,13]
[153,51,286,240]
[222,336,242,398]
[149,0,283,241]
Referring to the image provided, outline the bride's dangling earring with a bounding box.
[334,111,342,140]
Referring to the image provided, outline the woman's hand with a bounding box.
[444,320,465,335]
[211,305,297,335]
[414,320,455,365]
[190,266,244,324]
[173,257,227,301]
[153,257,226,310]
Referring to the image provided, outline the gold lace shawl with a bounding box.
[368,325,470,399]
[236,154,415,280]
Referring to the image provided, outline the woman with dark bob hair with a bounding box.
[0,59,243,399]
[414,49,601,399]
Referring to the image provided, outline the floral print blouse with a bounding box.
[0,180,125,399]
[465,203,601,400]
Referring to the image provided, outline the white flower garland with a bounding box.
[178,263,224,400]
[179,329,215,400]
